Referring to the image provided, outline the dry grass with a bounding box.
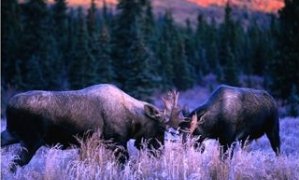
[1,117,299,180]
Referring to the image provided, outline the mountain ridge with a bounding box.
[48,0,284,24]
[63,0,284,12]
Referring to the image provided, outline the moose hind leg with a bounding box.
[193,135,206,153]
[266,121,281,155]
[10,139,43,172]
[239,135,253,150]
[1,130,19,147]
[219,139,235,160]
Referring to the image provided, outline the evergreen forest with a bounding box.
[1,0,299,110]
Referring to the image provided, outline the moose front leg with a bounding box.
[134,133,164,158]
[135,138,164,157]
[193,135,206,153]
[112,143,129,165]
[105,137,129,166]
[219,139,235,160]
[10,139,43,173]
[147,135,164,158]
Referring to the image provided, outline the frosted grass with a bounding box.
[1,117,298,180]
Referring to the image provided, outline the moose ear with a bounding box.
[144,104,160,119]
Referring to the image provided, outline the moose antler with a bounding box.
[189,114,198,134]
[162,90,183,129]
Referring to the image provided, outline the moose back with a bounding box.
[1,84,181,172]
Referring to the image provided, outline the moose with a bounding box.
[178,85,281,157]
[1,84,182,172]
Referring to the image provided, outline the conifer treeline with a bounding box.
[2,0,298,103]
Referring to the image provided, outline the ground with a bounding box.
[1,85,299,179]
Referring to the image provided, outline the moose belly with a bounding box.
[44,124,89,147]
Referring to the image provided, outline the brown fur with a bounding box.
[1,84,166,171]
[179,85,280,157]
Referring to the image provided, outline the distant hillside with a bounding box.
[151,0,278,26]
[56,0,284,25]
[188,0,284,12]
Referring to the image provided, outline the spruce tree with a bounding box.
[205,18,219,75]
[223,46,239,86]
[194,14,211,76]
[219,2,237,66]
[111,0,157,99]
[247,20,269,75]
[264,14,279,88]
[238,23,251,75]
[125,30,158,101]
[20,0,53,89]
[65,8,77,70]
[86,0,99,49]
[173,36,195,90]
[1,0,22,87]
[86,0,116,84]
[69,8,96,89]
[52,0,68,45]
[218,2,239,85]
[111,0,142,87]
[140,0,160,91]
[142,0,156,48]
[268,0,299,100]
[95,24,115,84]
[288,85,299,117]
[51,0,69,89]
[195,14,221,78]
[155,11,176,90]
[223,2,237,52]
[184,19,199,82]
[101,0,113,27]
[87,0,98,36]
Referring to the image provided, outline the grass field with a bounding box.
[1,84,299,179]
[1,117,299,180]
